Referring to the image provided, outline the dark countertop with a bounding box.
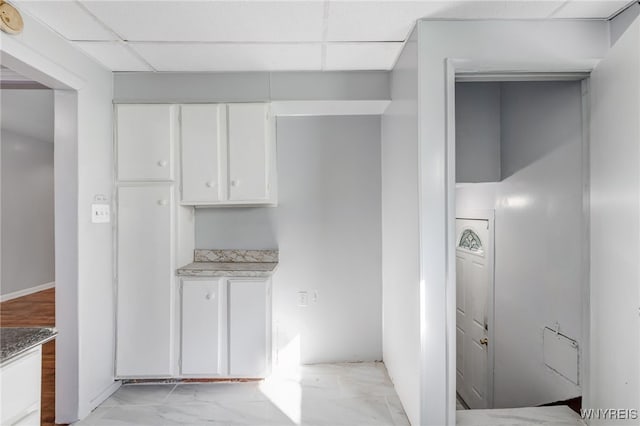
[177,261,278,278]
[1,327,57,365]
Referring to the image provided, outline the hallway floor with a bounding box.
[76,362,410,425]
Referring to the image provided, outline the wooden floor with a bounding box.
[1,288,56,426]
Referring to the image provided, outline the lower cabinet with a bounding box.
[0,347,41,426]
[116,185,175,377]
[228,280,271,377]
[180,278,271,378]
[181,279,225,376]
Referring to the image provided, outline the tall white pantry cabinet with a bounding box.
[114,103,275,378]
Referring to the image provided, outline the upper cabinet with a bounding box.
[180,103,276,206]
[180,104,226,203]
[116,102,276,205]
[227,104,272,202]
[116,104,177,182]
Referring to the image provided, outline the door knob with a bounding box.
[231,180,240,187]
[479,337,488,346]
[206,181,216,188]
[205,293,215,300]
[157,160,168,167]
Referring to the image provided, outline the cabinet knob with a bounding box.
[231,180,240,187]
[205,292,215,300]
[157,160,168,167]
[206,181,216,188]
[157,199,168,206]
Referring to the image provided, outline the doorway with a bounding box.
[453,79,589,413]
[0,66,56,425]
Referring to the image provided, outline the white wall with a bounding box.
[1,9,116,422]
[457,81,585,407]
[114,71,389,103]
[196,116,382,364]
[1,128,54,296]
[1,89,54,143]
[589,15,640,424]
[455,83,501,183]
[415,20,609,425]
[381,28,421,426]
[1,90,55,297]
[610,1,640,45]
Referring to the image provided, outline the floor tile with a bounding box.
[456,406,585,426]
[77,362,408,426]
[101,384,177,407]
[166,382,267,405]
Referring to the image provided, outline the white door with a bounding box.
[589,16,640,411]
[227,104,270,201]
[117,104,176,181]
[181,104,226,203]
[456,218,491,409]
[228,279,270,377]
[116,185,174,377]
[181,280,226,376]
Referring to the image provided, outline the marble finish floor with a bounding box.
[76,362,410,426]
[457,406,586,426]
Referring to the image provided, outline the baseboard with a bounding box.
[0,281,55,302]
[72,380,122,423]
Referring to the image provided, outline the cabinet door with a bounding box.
[116,185,174,377]
[117,104,176,181]
[181,105,226,203]
[228,279,270,377]
[181,280,225,375]
[0,347,41,425]
[227,104,271,201]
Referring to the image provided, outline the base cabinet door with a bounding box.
[181,280,226,375]
[117,185,174,377]
[0,347,41,426]
[228,279,271,377]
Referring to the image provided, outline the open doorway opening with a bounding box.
[454,79,588,415]
[0,65,56,425]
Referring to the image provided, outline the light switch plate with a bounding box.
[298,291,308,307]
[92,204,111,223]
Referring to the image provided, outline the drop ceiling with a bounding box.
[14,0,634,72]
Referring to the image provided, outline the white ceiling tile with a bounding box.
[327,1,452,42]
[81,1,325,42]
[74,41,153,71]
[130,43,322,72]
[14,0,117,40]
[327,1,569,42]
[325,42,403,70]
[551,0,631,18]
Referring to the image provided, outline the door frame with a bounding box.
[455,209,495,409]
[444,63,592,420]
[0,35,117,421]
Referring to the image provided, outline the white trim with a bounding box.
[88,380,121,412]
[0,282,55,302]
[445,63,594,424]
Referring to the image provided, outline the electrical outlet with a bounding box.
[298,291,308,307]
[91,204,110,223]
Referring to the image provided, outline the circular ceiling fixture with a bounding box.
[0,1,23,35]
